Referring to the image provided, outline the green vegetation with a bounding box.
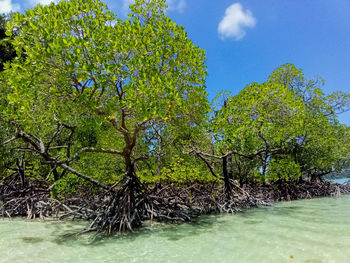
[1,0,350,232]
[0,14,16,71]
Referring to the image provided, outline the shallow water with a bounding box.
[332,178,350,184]
[1,195,350,263]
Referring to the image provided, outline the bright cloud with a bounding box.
[29,0,58,7]
[218,2,256,40]
[167,0,186,12]
[0,0,20,13]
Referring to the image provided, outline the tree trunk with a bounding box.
[310,173,319,183]
[157,128,162,178]
[227,154,233,182]
[16,156,26,188]
[223,156,232,198]
[125,156,135,181]
[94,153,148,232]
[51,166,60,181]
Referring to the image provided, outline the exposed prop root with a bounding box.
[87,177,199,233]
[0,180,100,220]
[1,178,350,234]
[89,176,148,233]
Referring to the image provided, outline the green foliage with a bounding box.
[213,82,306,151]
[1,0,209,190]
[160,155,214,183]
[0,14,16,71]
[139,154,215,184]
[266,157,302,181]
[4,0,208,129]
[206,63,350,184]
[0,0,349,200]
[269,63,350,179]
[74,154,124,184]
[50,174,89,199]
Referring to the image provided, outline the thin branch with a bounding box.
[3,136,17,145]
[134,154,149,163]
[48,146,68,150]
[14,129,110,190]
[52,147,124,165]
[47,123,62,149]
[60,163,110,190]
[194,152,221,180]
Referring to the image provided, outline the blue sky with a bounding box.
[2,0,350,124]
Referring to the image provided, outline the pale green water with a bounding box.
[1,195,350,263]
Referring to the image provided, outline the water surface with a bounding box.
[1,195,350,263]
[332,178,350,184]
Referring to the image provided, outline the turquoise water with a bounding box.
[332,178,350,184]
[1,195,350,263]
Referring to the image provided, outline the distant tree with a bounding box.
[210,81,305,194]
[269,64,350,181]
[193,64,350,195]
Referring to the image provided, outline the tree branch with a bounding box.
[14,129,110,190]
[53,147,124,164]
[193,151,221,180]
[2,136,17,145]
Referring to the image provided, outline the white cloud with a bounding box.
[122,0,186,14]
[29,0,58,7]
[0,0,20,13]
[218,2,256,40]
[167,0,186,12]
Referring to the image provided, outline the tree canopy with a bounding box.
[2,0,209,183]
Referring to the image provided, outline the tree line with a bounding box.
[1,0,349,231]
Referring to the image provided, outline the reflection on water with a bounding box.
[1,195,350,263]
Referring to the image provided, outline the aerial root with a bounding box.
[1,179,350,234]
